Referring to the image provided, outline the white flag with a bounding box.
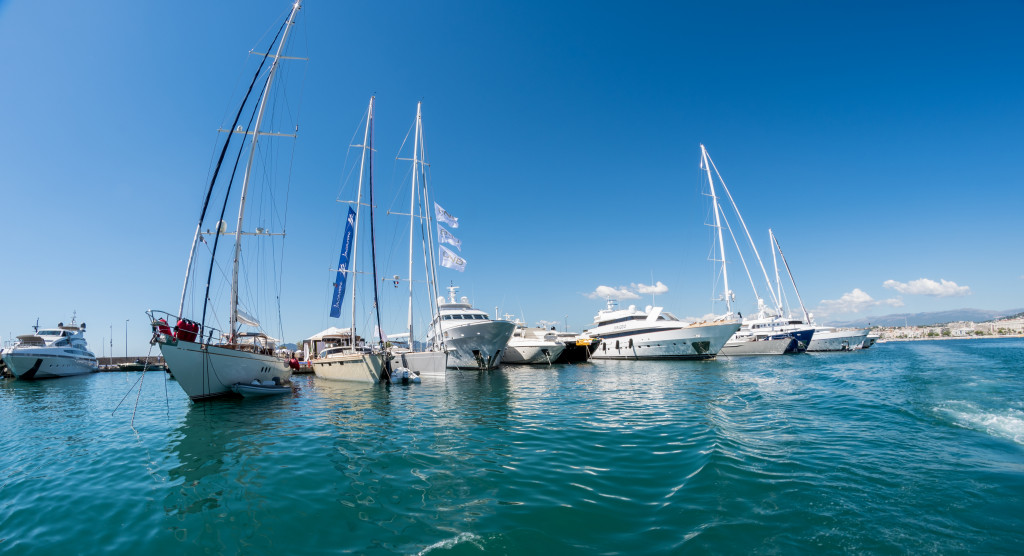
[439,244,467,272]
[434,202,458,229]
[437,224,462,251]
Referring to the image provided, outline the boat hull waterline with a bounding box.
[312,352,384,383]
[2,352,97,379]
[157,336,291,401]
[436,320,516,370]
[589,321,741,360]
[502,341,566,365]
[398,350,447,377]
[807,328,871,351]
[719,336,797,356]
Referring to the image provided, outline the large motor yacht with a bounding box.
[583,300,740,360]
[427,286,515,369]
[2,318,98,379]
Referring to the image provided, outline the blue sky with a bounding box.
[1,0,1021,355]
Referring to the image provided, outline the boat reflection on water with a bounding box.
[162,396,293,546]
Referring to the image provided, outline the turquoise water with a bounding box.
[2,338,1023,554]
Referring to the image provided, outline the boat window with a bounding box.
[476,314,488,320]
[40,330,61,336]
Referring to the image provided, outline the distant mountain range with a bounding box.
[829,308,1024,328]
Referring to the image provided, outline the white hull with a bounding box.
[807,328,870,351]
[2,350,97,379]
[589,321,741,360]
[502,340,565,364]
[398,350,447,377]
[158,337,292,401]
[312,352,384,383]
[434,320,516,370]
[719,336,796,356]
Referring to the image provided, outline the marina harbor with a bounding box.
[2,0,1021,554]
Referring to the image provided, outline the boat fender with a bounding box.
[288,358,300,371]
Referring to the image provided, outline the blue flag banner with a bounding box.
[330,207,357,318]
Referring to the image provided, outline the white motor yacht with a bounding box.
[807,327,870,351]
[427,286,515,369]
[2,318,98,379]
[502,321,565,365]
[584,301,740,360]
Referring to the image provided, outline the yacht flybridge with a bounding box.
[427,286,515,369]
[584,300,740,360]
[2,318,97,379]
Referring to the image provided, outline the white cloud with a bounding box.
[814,288,903,318]
[586,285,641,300]
[883,278,971,297]
[632,281,669,295]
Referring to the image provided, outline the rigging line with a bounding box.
[201,74,269,334]
[275,66,308,343]
[367,115,390,382]
[130,344,157,431]
[178,18,287,320]
[112,371,148,416]
[717,208,760,303]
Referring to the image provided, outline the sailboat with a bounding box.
[147,0,303,401]
[390,102,448,377]
[311,97,389,383]
[768,230,870,351]
[699,144,814,355]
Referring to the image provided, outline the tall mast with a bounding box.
[771,229,784,315]
[350,97,375,349]
[419,145,444,351]
[407,102,422,343]
[228,0,302,338]
[703,148,780,312]
[772,230,812,324]
[702,144,731,315]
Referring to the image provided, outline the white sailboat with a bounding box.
[699,145,814,355]
[148,1,303,401]
[312,97,388,383]
[391,101,447,377]
[2,317,98,379]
